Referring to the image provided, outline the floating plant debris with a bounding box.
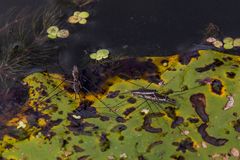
[16,121,27,129]
[224,94,234,110]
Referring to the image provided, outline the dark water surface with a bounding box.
[74,0,240,55]
[1,0,240,69]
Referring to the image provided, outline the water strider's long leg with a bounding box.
[145,99,166,127]
[27,75,66,106]
[81,86,121,117]
[38,78,66,102]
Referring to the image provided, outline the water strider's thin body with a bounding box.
[130,88,176,105]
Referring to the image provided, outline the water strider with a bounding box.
[130,88,176,105]
[38,65,122,116]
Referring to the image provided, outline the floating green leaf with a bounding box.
[3,50,240,159]
[68,11,90,25]
[78,11,90,18]
[47,34,57,39]
[233,38,240,47]
[47,26,59,35]
[90,49,110,60]
[46,26,59,39]
[47,26,69,39]
[223,43,233,50]
[223,37,234,44]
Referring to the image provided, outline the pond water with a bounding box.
[2,0,240,58]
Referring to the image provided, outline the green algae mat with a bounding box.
[2,50,240,160]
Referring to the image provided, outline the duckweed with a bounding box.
[223,37,234,44]
[213,40,223,48]
[90,49,110,60]
[68,11,90,24]
[223,43,233,50]
[233,38,240,47]
[47,26,69,39]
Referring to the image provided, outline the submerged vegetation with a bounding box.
[0,4,64,88]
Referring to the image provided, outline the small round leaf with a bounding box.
[73,11,81,17]
[97,49,109,55]
[233,38,240,47]
[68,16,80,24]
[90,53,98,59]
[223,37,233,44]
[79,18,87,24]
[57,29,70,38]
[47,26,59,35]
[213,40,223,48]
[47,34,57,39]
[223,43,233,50]
[79,11,90,18]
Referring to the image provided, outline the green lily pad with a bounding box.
[3,50,240,159]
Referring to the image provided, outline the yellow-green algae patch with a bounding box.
[2,50,240,159]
